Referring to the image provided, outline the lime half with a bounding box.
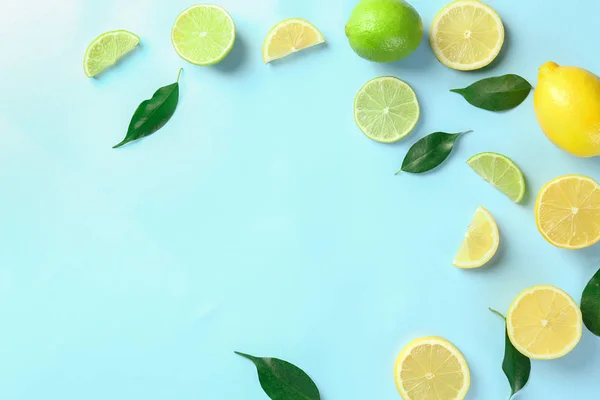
[467,152,526,203]
[354,77,420,143]
[172,5,236,66]
[83,30,140,78]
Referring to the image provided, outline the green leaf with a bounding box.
[114,68,182,148]
[489,308,531,399]
[397,131,471,174]
[451,74,532,111]
[235,351,320,400]
[581,266,600,336]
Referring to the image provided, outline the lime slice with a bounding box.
[83,30,140,78]
[262,18,325,63]
[430,0,504,71]
[171,5,236,66]
[467,152,526,203]
[354,77,420,143]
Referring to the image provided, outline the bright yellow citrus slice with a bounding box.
[430,0,505,71]
[507,285,583,360]
[394,336,470,400]
[535,174,600,249]
[262,18,325,63]
[453,206,499,268]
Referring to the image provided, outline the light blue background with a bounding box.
[1,0,600,398]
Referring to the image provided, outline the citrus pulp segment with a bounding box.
[83,30,140,78]
[535,174,600,249]
[394,336,470,400]
[453,206,499,268]
[430,0,504,71]
[354,77,420,143]
[467,152,526,203]
[262,18,325,63]
[507,285,583,360]
[172,5,236,66]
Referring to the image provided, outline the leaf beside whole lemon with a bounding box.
[534,62,600,157]
[345,0,423,63]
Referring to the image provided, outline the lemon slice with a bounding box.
[535,174,600,249]
[354,77,420,143]
[453,206,499,268]
[394,337,470,400]
[430,0,505,71]
[507,285,583,360]
[263,18,325,63]
[83,30,140,77]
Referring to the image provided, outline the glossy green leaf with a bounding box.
[235,351,320,400]
[114,68,182,148]
[451,74,532,111]
[397,131,471,174]
[490,308,531,399]
[581,266,600,336]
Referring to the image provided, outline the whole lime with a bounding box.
[346,0,423,63]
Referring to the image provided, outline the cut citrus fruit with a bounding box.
[467,152,526,203]
[430,0,505,71]
[507,285,583,360]
[453,206,499,268]
[262,18,325,63]
[83,30,140,78]
[394,336,470,400]
[354,77,420,143]
[172,5,236,66]
[535,174,600,249]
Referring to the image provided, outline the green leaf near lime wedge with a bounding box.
[354,76,420,143]
[83,30,140,78]
[171,5,236,66]
[467,152,526,203]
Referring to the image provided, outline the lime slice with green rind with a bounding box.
[354,77,420,143]
[467,152,526,203]
[83,30,140,78]
[171,5,236,66]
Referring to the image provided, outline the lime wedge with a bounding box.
[83,30,140,78]
[171,5,236,66]
[354,77,420,143]
[262,18,325,63]
[467,152,526,203]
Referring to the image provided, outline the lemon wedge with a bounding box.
[507,285,583,360]
[263,18,325,63]
[430,0,504,71]
[535,174,600,249]
[453,207,499,268]
[394,336,470,400]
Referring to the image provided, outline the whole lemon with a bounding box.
[534,62,600,157]
[345,0,423,63]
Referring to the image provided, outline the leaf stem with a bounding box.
[394,168,402,175]
[177,68,183,83]
[458,130,474,136]
[489,307,506,320]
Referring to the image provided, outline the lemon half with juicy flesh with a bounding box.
[535,174,600,249]
[263,18,325,63]
[430,0,504,71]
[507,285,583,360]
[394,336,470,400]
[453,206,499,268]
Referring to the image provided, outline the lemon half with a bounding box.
[394,336,470,400]
[507,285,583,360]
[430,0,504,71]
[535,174,600,249]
